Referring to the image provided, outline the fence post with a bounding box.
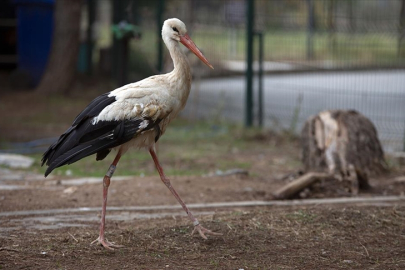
[257,32,264,127]
[306,0,314,60]
[245,0,254,127]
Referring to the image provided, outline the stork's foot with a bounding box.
[91,236,124,250]
[192,224,222,239]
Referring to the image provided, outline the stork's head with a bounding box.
[162,18,187,42]
[162,18,213,69]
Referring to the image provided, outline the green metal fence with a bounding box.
[91,0,405,152]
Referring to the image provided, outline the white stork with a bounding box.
[42,18,220,249]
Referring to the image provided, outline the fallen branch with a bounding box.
[273,172,330,199]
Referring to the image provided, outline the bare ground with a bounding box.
[1,168,405,269]
[1,84,405,269]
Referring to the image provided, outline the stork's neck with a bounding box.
[166,41,192,88]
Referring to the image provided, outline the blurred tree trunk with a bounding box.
[36,0,82,94]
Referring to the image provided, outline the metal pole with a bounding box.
[157,0,165,73]
[245,0,254,127]
[306,0,314,60]
[257,32,264,127]
[403,128,405,151]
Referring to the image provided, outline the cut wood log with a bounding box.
[273,172,329,199]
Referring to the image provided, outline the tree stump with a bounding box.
[301,110,388,193]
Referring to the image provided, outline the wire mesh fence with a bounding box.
[92,0,405,152]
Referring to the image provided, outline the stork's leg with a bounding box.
[91,152,123,250]
[149,147,221,239]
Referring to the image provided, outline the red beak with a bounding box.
[180,34,214,69]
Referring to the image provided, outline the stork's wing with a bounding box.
[41,91,163,177]
[42,93,115,163]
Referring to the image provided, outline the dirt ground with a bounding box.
[1,205,405,270]
[1,168,405,269]
[1,84,405,269]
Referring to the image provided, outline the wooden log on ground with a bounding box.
[273,172,329,199]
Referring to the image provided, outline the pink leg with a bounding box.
[91,152,123,250]
[149,147,221,239]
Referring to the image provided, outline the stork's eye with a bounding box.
[172,27,179,33]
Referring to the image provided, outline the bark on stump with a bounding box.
[300,110,387,193]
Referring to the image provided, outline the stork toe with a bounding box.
[192,224,222,239]
[91,237,124,250]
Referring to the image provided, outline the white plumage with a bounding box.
[42,18,219,249]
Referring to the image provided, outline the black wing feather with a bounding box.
[96,149,111,161]
[42,93,116,165]
[41,92,162,177]
[72,93,116,125]
[43,118,159,177]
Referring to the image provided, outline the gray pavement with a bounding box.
[183,70,405,152]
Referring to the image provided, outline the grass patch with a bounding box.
[131,29,403,68]
[286,209,317,223]
[0,86,300,179]
[26,119,282,178]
